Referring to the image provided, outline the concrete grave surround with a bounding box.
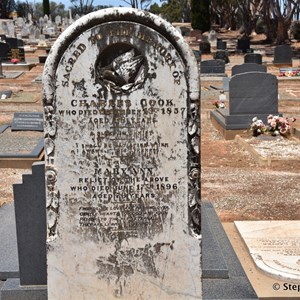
[43,8,201,300]
[235,221,300,282]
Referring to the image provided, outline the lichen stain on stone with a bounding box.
[96,241,175,295]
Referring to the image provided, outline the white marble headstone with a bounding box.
[43,8,201,300]
[235,221,300,282]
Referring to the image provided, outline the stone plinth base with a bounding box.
[0,278,47,300]
[1,63,36,71]
[210,109,281,140]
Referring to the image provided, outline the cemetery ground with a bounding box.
[0,30,300,224]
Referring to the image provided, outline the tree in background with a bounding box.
[210,0,238,29]
[43,0,50,15]
[70,0,94,15]
[191,0,210,31]
[121,0,152,10]
[1,0,16,18]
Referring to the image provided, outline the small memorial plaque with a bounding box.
[0,90,13,99]
[43,8,201,299]
[12,112,43,131]
[235,221,300,282]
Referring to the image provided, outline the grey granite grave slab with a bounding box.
[202,203,228,279]
[0,137,44,159]
[202,202,258,300]
[232,63,267,76]
[211,72,280,130]
[0,203,19,280]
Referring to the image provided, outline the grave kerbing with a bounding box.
[43,8,201,299]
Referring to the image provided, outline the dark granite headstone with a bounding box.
[8,47,25,62]
[232,63,267,76]
[11,112,44,131]
[199,41,211,54]
[217,40,227,50]
[237,38,250,53]
[13,162,47,285]
[244,53,262,64]
[0,162,47,300]
[211,72,280,130]
[201,59,225,74]
[0,35,7,42]
[273,44,292,64]
[6,38,24,48]
[229,72,278,115]
[0,43,10,61]
[214,50,230,64]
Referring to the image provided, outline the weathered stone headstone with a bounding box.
[273,44,292,64]
[200,59,225,75]
[0,43,10,61]
[231,63,267,76]
[217,39,226,50]
[208,30,217,47]
[214,50,230,64]
[244,53,262,64]
[199,40,211,54]
[43,8,201,299]
[11,112,44,131]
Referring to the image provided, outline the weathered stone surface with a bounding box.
[43,8,201,300]
[235,221,300,282]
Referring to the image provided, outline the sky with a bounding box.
[61,0,161,10]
